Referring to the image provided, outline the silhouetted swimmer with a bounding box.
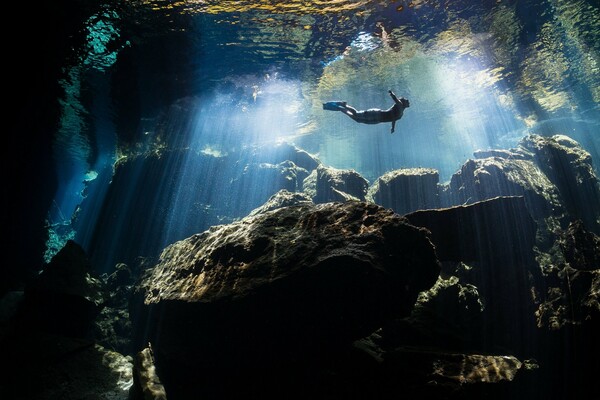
[323,90,410,133]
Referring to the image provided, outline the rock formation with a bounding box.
[0,241,134,399]
[367,168,440,215]
[444,155,563,229]
[305,165,370,203]
[5,134,598,399]
[520,134,600,233]
[130,201,440,398]
[405,196,537,267]
[435,134,600,253]
[403,196,540,355]
[248,189,313,216]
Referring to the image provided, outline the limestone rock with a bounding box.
[559,220,600,271]
[1,335,133,400]
[536,222,600,330]
[391,275,484,351]
[251,141,321,172]
[519,134,600,233]
[445,157,563,223]
[446,134,600,233]
[535,264,600,330]
[132,345,168,400]
[367,168,440,215]
[92,263,136,355]
[384,347,526,387]
[233,159,309,199]
[442,134,600,249]
[307,165,370,203]
[248,189,313,216]
[130,201,440,395]
[405,196,540,355]
[405,196,537,267]
[28,240,103,305]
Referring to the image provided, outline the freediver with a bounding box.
[323,90,410,133]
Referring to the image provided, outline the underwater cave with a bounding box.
[3,1,599,399]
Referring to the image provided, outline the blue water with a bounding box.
[47,0,600,269]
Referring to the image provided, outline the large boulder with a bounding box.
[448,134,600,242]
[405,196,537,267]
[536,220,600,330]
[519,134,600,233]
[250,141,321,172]
[130,201,440,398]
[405,196,540,355]
[248,189,313,216]
[444,156,563,225]
[304,165,370,203]
[367,168,440,215]
[558,219,600,272]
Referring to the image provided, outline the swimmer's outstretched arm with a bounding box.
[388,89,401,105]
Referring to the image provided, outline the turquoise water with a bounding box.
[48,0,600,268]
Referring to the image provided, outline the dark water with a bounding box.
[47,0,599,267]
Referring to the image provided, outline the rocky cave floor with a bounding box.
[1,133,599,399]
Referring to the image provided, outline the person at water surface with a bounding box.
[323,90,410,133]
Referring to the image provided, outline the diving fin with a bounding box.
[323,101,347,111]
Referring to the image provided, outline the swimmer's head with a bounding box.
[401,98,410,108]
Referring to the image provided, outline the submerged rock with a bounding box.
[381,347,530,396]
[248,189,313,216]
[381,275,485,352]
[1,334,133,400]
[445,157,562,222]
[445,134,600,243]
[535,264,600,330]
[14,240,104,338]
[131,345,167,400]
[559,220,600,271]
[536,222,600,330]
[367,168,440,215]
[405,196,540,355]
[131,201,440,398]
[519,134,600,232]
[27,240,104,306]
[133,201,439,348]
[251,141,321,172]
[405,196,537,267]
[305,165,370,203]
